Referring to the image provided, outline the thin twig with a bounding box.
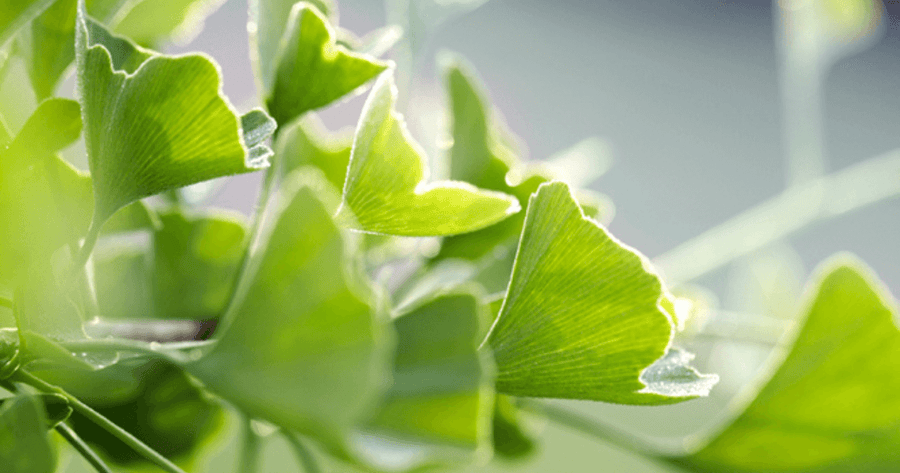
[11,370,188,473]
[56,422,114,473]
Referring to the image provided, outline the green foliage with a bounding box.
[487,182,716,403]
[673,257,900,473]
[186,170,392,446]
[1,1,897,472]
[75,3,275,224]
[336,70,520,236]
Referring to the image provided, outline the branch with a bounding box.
[56,422,114,473]
[654,149,900,285]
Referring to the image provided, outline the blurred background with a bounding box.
[3,0,898,471]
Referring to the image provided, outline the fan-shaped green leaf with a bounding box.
[273,114,352,189]
[261,3,387,125]
[187,169,392,445]
[336,70,519,236]
[114,0,227,47]
[367,291,494,460]
[0,0,55,47]
[0,395,56,473]
[75,4,274,224]
[673,256,900,473]
[486,182,717,404]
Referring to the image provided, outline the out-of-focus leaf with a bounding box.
[0,394,71,428]
[114,0,227,47]
[251,0,337,97]
[337,24,404,58]
[487,182,717,404]
[337,70,519,236]
[534,136,612,189]
[727,244,805,320]
[0,101,91,286]
[187,169,392,446]
[673,256,900,473]
[21,0,128,100]
[0,0,55,47]
[75,5,273,225]
[366,291,493,463]
[273,113,353,189]
[69,358,224,466]
[94,244,153,320]
[262,3,387,125]
[0,395,56,473]
[492,395,538,460]
[152,210,247,320]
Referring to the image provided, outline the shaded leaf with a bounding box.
[262,3,387,125]
[0,394,71,428]
[272,113,352,189]
[187,169,392,445]
[94,244,153,320]
[75,5,273,224]
[0,395,56,473]
[367,291,493,457]
[486,182,717,404]
[69,358,224,465]
[492,395,539,460]
[674,256,900,473]
[152,210,247,320]
[337,70,519,236]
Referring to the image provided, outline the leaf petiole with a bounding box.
[56,422,114,473]
[283,432,322,473]
[238,416,261,473]
[10,369,188,473]
[58,338,214,365]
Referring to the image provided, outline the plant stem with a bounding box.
[238,416,261,473]
[653,148,900,285]
[59,338,214,365]
[11,370,188,473]
[56,422,114,473]
[71,221,102,274]
[283,432,322,473]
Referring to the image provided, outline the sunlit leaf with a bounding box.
[187,169,392,445]
[260,3,387,125]
[0,395,56,473]
[75,4,274,224]
[336,70,519,236]
[366,291,493,462]
[486,182,717,403]
[673,256,900,473]
[0,0,55,47]
[114,0,227,47]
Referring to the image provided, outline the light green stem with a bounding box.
[654,149,900,285]
[56,422,114,473]
[12,370,188,473]
[238,416,261,473]
[72,221,102,274]
[284,432,322,473]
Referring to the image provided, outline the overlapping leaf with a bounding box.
[0,0,55,46]
[366,291,494,462]
[187,169,392,444]
[255,1,387,125]
[75,3,274,225]
[0,395,56,473]
[336,70,519,236]
[114,0,227,47]
[273,114,353,189]
[486,182,717,403]
[673,257,900,473]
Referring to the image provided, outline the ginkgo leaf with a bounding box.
[114,0,227,47]
[486,182,717,404]
[261,3,388,125]
[0,0,55,46]
[272,113,352,189]
[673,256,900,473]
[336,70,519,237]
[21,0,128,100]
[0,394,71,428]
[6,98,82,159]
[75,3,274,225]
[366,291,493,457]
[186,169,392,446]
[0,395,56,473]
